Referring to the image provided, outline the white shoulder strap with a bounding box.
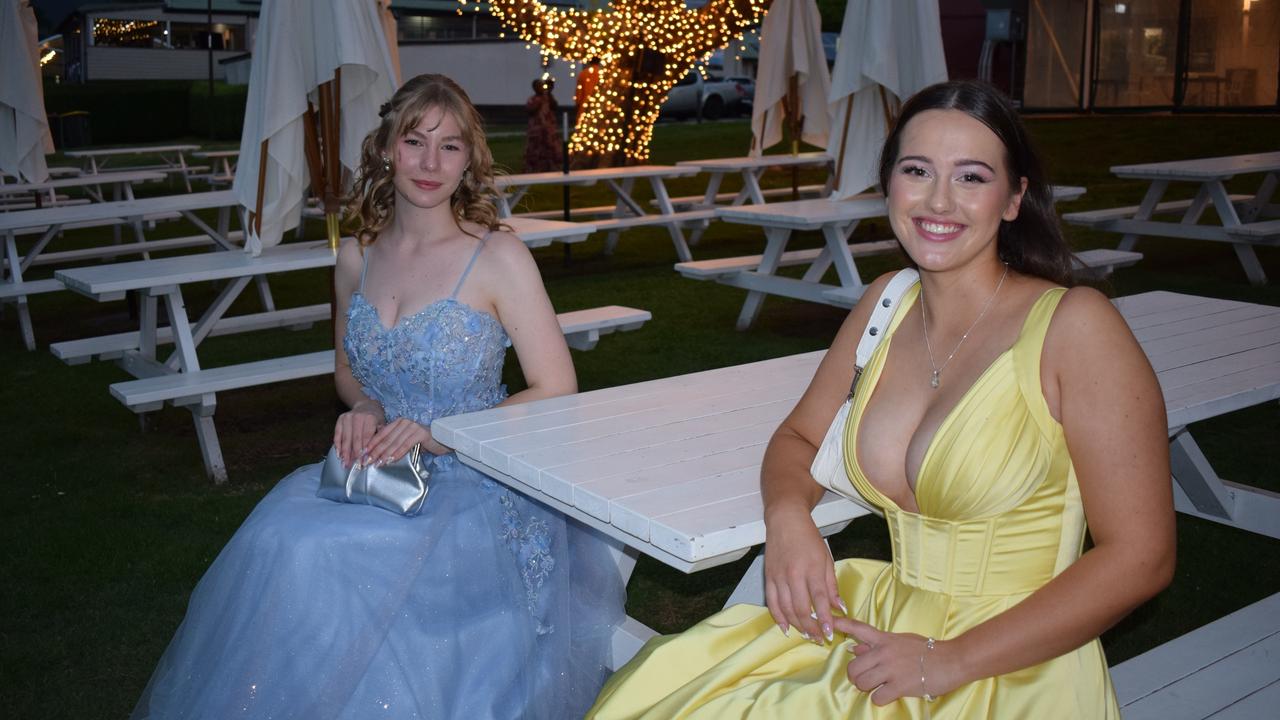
[854,268,920,369]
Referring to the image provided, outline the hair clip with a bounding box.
[378,102,392,118]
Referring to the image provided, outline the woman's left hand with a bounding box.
[833,617,962,705]
[363,418,448,465]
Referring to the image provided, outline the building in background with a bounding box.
[958,0,1278,110]
[32,0,1279,110]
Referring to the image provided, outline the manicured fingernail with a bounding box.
[778,624,789,638]
[823,624,834,642]
[809,611,819,620]
[799,631,810,641]
[846,643,856,653]
[838,598,849,614]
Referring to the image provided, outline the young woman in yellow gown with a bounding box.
[587,80,1176,719]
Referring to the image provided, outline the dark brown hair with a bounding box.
[878,79,1075,287]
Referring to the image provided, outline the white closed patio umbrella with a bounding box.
[749,0,830,159]
[233,0,399,254]
[0,0,53,183]
[827,0,947,199]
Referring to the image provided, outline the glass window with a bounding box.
[1024,0,1088,108]
[1094,0,1181,107]
[1185,0,1278,106]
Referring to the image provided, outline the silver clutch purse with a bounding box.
[317,444,430,516]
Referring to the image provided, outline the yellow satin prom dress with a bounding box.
[587,286,1120,719]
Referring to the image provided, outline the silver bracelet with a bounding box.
[920,636,937,703]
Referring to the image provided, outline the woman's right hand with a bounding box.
[333,398,386,468]
[763,505,845,644]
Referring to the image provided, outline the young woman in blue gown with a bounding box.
[132,74,625,720]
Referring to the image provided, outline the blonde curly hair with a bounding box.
[346,74,505,245]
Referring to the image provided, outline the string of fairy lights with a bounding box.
[92,18,160,45]
[462,0,769,162]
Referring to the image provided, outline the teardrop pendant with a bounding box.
[930,371,941,389]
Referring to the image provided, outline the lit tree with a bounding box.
[476,0,771,165]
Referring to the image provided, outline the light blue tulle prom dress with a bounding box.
[133,238,625,719]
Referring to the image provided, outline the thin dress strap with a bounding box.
[449,230,491,299]
[358,246,372,295]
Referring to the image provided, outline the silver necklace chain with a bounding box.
[920,264,1009,389]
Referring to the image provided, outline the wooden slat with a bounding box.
[1112,593,1280,720]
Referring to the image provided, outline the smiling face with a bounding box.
[390,106,470,211]
[886,109,1027,273]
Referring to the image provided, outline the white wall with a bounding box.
[398,41,576,106]
[86,46,244,81]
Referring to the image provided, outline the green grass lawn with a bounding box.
[2,115,1278,718]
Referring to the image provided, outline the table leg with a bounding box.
[180,209,237,250]
[649,177,693,262]
[823,221,867,293]
[700,171,726,208]
[167,276,253,369]
[1206,181,1268,285]
[4,232,35,351]
[193,409,229,484]
[743,170,767,205]
[138,294,158,358]
[1170,427,1280,540]
[498,186,526,218]
[1118,180,1169,252]
[735,226,790,330]
[603,178,639,255]
[1240,172,1278,222]
[175,152,193,193]
[158,286,202,374]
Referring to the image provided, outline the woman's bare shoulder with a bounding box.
[1044,285,1145,370]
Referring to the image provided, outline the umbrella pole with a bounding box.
[788,75,799,200]
[833,95,853,191]
[317,79,341,254]
[252,138,269,239]
[301,103,326,242]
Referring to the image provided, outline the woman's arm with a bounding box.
[839,286,1175,704]
[332,239,386,466]
[487,231,577,405]
[763,272,898,643]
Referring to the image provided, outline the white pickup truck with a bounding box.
[661,72,753,120]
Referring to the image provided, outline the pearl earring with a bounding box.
[381,155,391,172]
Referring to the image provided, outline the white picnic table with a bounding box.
[0,169,166,208]
[1,190,244,350]
[497,165,706,262]
[52,218,639,483]
[1063,151,1280,286]
[66,144,204,192]
[699,186,1093,330]
[433,289,1280,668]
[676,151,834,208]
[192,150,239,186]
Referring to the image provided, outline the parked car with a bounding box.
[722,76,756,115]
[661,71,752,120]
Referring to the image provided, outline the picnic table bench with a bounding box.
[0,169,166,207]
[2,190,244,350]
[191,150,239,187]
[66,144,206,192]
[704,186,1090,327]
[433,290,1280,669]
[1111,591,1280,719]
[498,165,706,262]
[675,152,834,207]
[1063,152,1280,285]
[54,219,653,482]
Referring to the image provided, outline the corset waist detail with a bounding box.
[886,509,1057,597]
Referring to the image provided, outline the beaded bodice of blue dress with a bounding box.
[133,235,625,720]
